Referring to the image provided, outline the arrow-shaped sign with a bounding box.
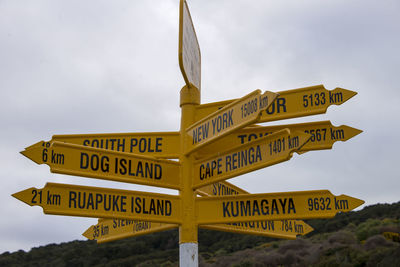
[83,218,177,243]
[28,132,180,159]
[197,181,313,239]
[195,121,362,158]
[202,220,313,239]
[195,190,364,224]
[194,85,357,123]
[21,141,181,189]
[192,129,310,189]
[186,89,278,154]
[12,182,182,224]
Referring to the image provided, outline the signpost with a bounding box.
[194,85,357,123]
[83,218,177,243]
[196,190,364,224]
[12,1,364,266]
[186,90,278,154]
[193,129,310,188]
[12,182,182,224]
[179,0,201,91]
[194,121,362,158]
[28,132,181,159]
[21,141,181,189]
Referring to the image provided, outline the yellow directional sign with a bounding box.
[192,129,310,189]
[30,132,180,159]
[195,190,364,224]
[21,141,181,189]
[195,121,362,158]
[197,181,313,239]
[83,218,177,243]
[12,182,182,224]
[203,220,313,240]
[179,0,201,91]
[196,181,245,197]
[186,90,278,154]
[194,85,357,123]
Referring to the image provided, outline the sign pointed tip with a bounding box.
[352,197,365,209]
[82,227,95,240]
[349,127,363,140]
[335,87,358,102]
[338,195,365,211]
[303,223,314,235]
[12,188,36,206]
[24,141,45,151]
[20,149,29,158]
[20,143,44,165]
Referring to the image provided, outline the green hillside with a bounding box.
[1,202,399,266]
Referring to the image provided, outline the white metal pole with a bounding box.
[180,242,198,267]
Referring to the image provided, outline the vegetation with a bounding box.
[1,202,399,266]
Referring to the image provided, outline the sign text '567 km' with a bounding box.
[195,120,362,158]
[186,90,278,154]
[21,141,181,189]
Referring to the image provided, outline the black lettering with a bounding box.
[130,138,138,153]
[80,153,89,169]
[261,199,268,215]
[135,197,141,213]
[95,193,102,209]
[223,202,230,217]
[252,200,260,216]
[155,164,162,179]
[155,138,162,152]
[87,193,94,209]
[69,191,77,208]
[112,195,120,211]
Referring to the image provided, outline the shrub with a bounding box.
[363,235,394,251]
[327,230,357,245]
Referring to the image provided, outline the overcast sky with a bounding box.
[1,0,399,254]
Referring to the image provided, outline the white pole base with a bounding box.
[179,242,198,267]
